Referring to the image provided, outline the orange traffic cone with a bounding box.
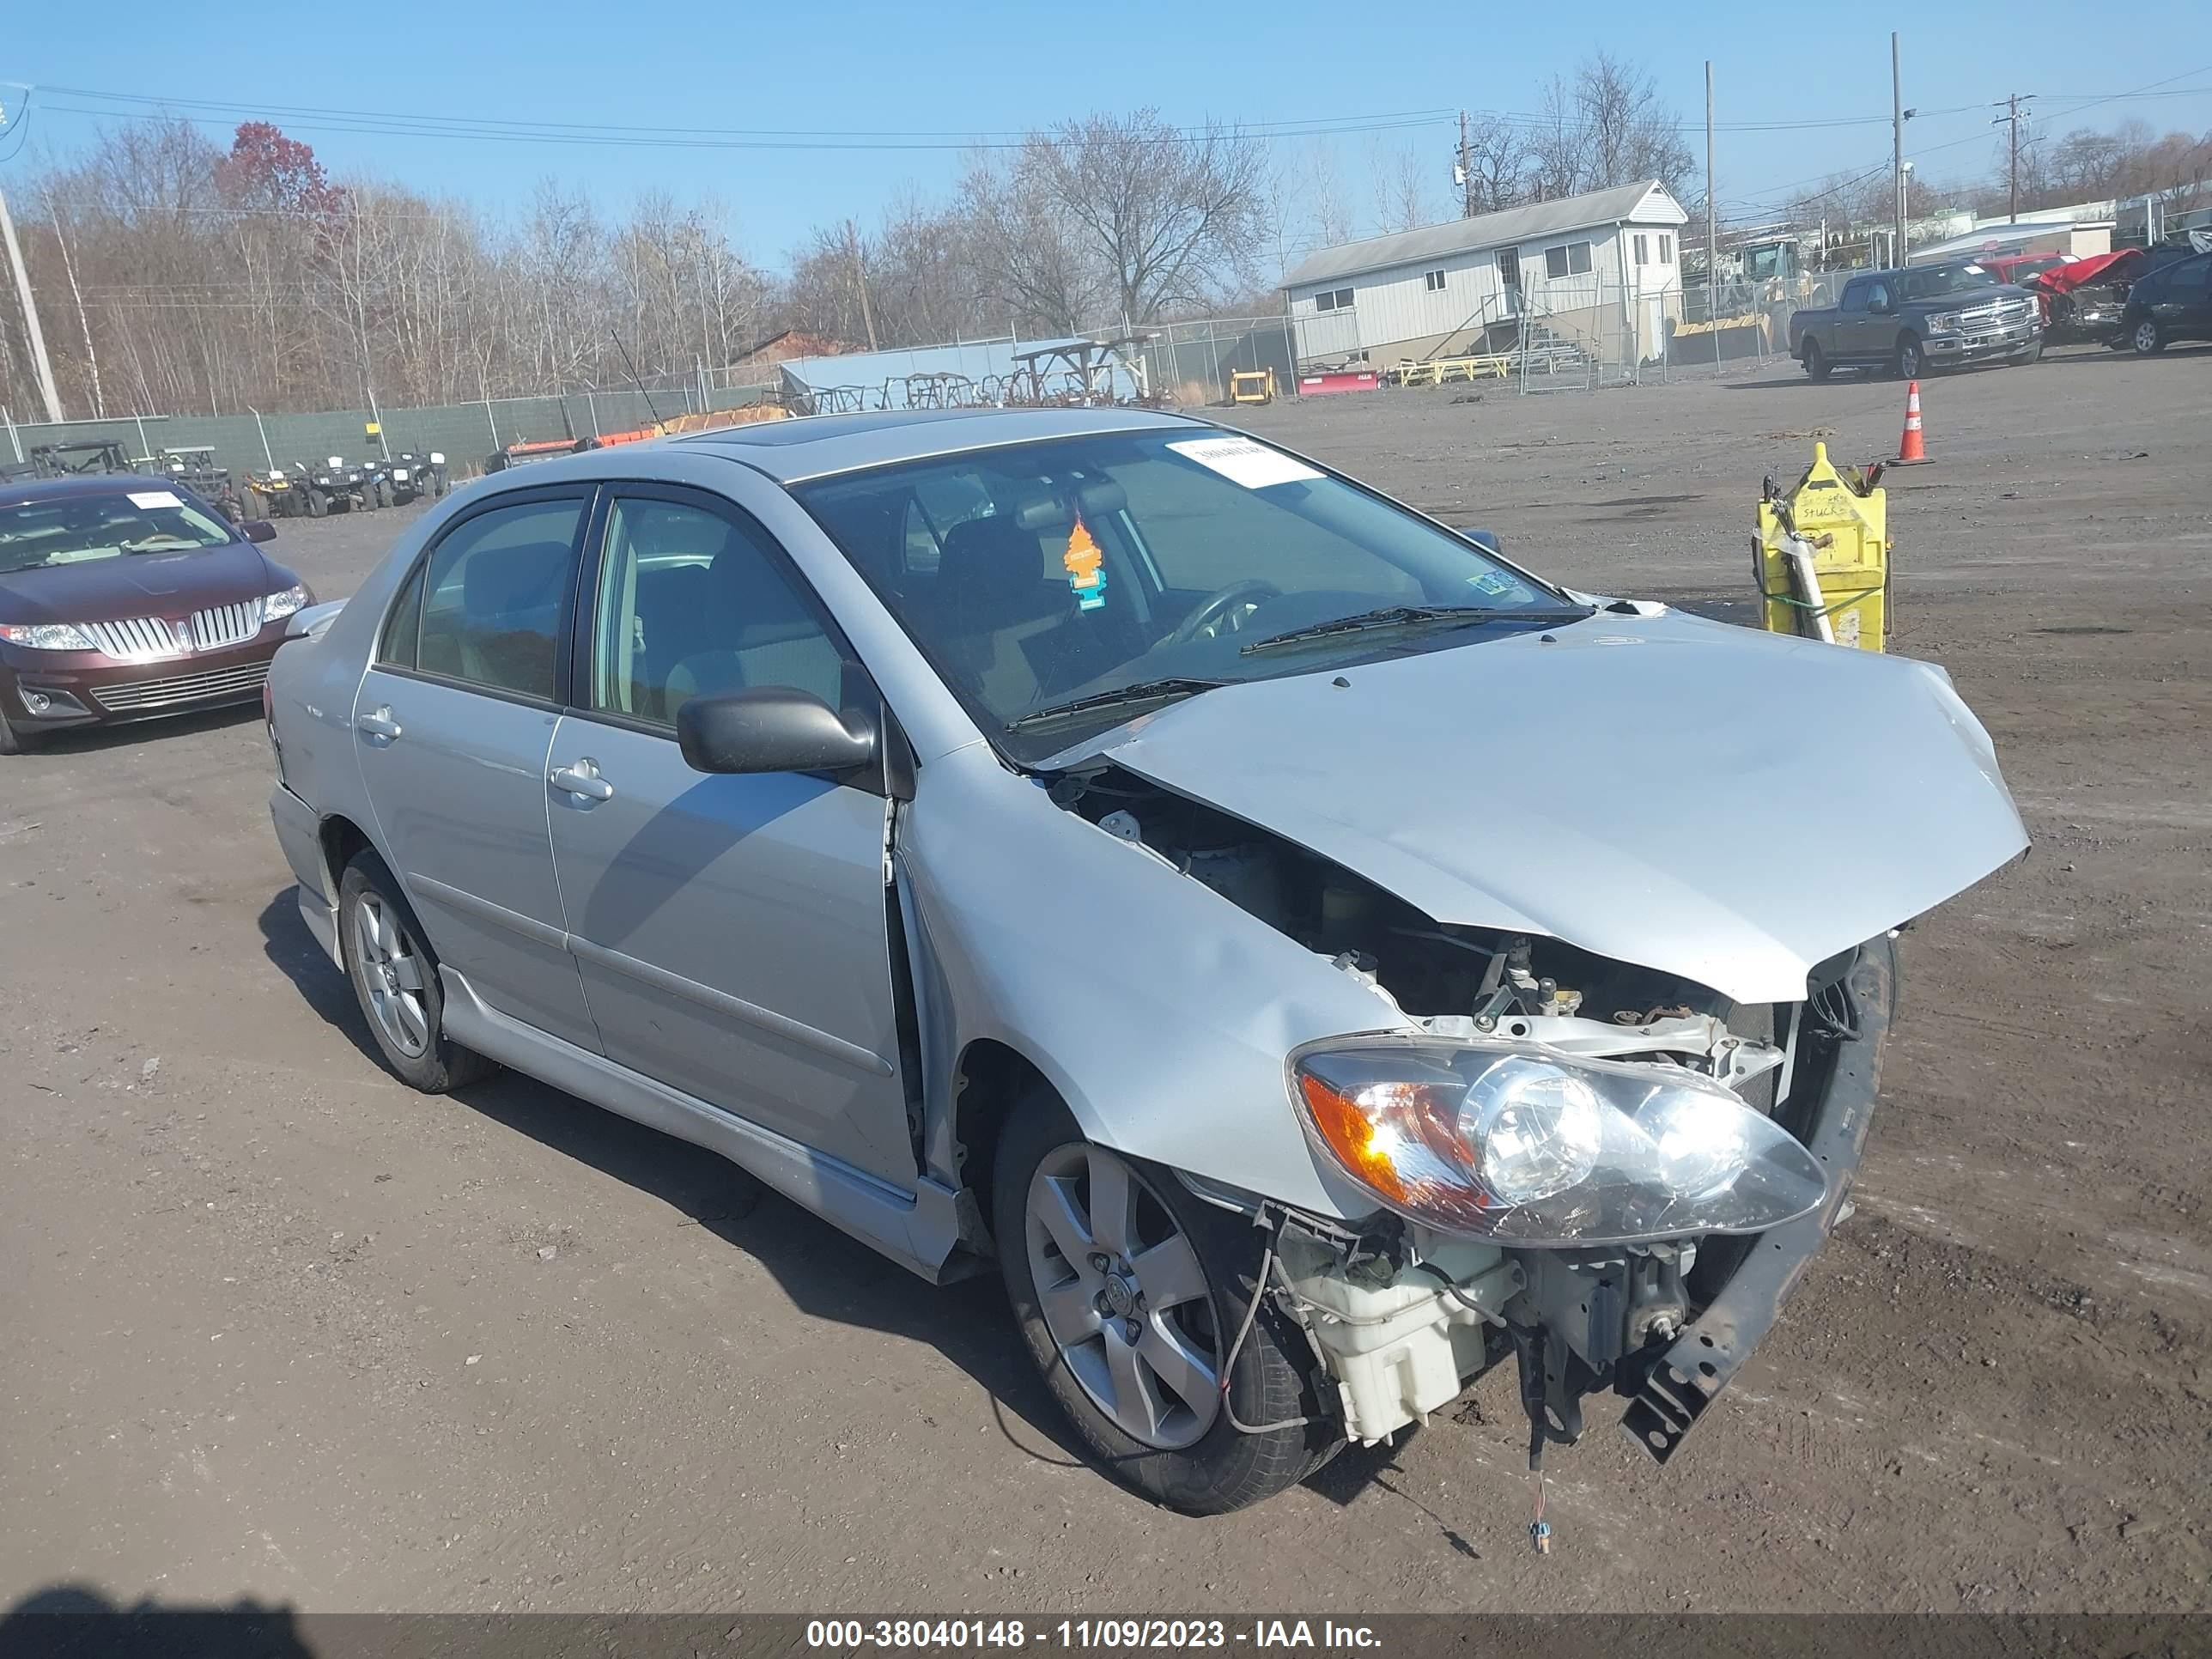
[1893,380,1932,465]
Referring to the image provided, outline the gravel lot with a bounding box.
[3,347,2207,1616]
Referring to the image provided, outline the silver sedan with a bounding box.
[264,408,2026,1515]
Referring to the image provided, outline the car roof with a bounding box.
[0,474,199,509]
[673,405,1205,483]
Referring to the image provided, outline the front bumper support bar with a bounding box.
[1620,935,1898,1462]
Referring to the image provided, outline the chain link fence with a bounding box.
[1286,271,1855,398]
[2,380,780,484]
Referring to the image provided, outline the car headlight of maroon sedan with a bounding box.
[0,476,313,755]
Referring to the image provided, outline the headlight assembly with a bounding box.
[1291,1037,1828,1245]
[263,584,310,620]
[0,621,100,651]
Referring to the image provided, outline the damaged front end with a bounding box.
[1049,763,1897,1467]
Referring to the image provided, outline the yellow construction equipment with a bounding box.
[1228,368,1277,405]
[1754,441,1890,652]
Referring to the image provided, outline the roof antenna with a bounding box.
[609,330,664,428]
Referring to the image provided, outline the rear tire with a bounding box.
[993,1094,1340,1514]
[1801,340,1831,382]
[337,852,496,1093]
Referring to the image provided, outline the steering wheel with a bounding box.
[1167,579,1283,646]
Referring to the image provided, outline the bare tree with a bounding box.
[1461,118,1532,216]
[1018,112,1270,324]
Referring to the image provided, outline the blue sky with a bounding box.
[5,0,2209,271]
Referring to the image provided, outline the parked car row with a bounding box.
[1789,246,2212,379]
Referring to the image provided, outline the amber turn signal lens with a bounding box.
[1297,1072,1411,1202]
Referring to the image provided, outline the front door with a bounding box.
[1497,247,1522,315]
[545,485,915,1188]
[2157,254,2212,339]
[352,489,599,1049]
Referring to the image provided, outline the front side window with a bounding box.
[413,496,585,701]
[587,495,844,726]
[0,489,235,575]
[2166,256,2211,294]
[795,430,1583,760]
[1839,279,1869,313]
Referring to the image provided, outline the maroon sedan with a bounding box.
[0,476,313,754]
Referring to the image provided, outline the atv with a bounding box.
[383,450,450,504]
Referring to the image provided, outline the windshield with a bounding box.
[1899,263,2002,301]
[793,428,1583,758]
[0,490,236,574]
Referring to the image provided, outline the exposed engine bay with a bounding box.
[1048,762,1875,1473]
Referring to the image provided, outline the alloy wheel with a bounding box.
[355,891,431,1059]
[2133,319,2160,354]
[1024,1143,1223,1449]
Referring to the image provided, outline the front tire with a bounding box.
[1893,333,1925,379]
[337,852,495,1093]
[305,488,327,518]
[993,1097,1338,1514]
[1802,339,1831,381]
[2129,316,2164,356]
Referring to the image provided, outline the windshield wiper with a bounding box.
[1005,677,1232,732]
[1240,603,1591,655]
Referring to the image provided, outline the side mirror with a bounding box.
[677,687,878,778]
[1455,526,1503,553]
[242,519,277,544]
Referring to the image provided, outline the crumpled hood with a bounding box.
[1084,608,2027,1004]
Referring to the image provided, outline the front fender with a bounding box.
[896,744,1403,1221]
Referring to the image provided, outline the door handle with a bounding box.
[356,706,402,742]
[549,760,614,802]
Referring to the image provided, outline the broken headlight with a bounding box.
[1291,1037,1827,1246]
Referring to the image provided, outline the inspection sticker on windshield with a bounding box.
[1168,435,1322,490]
[1468,568,1533,600]
[127,490,184,510]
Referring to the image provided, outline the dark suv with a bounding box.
[2118,251,2212,355]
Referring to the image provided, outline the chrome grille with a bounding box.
[81,617,182,659]
[189,598,264,651]
[95,659,270,713]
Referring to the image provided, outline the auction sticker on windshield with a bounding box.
[127,491,185,509]
[1167,435,1322,489]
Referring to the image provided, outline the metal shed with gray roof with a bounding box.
[1284,180,1687,368]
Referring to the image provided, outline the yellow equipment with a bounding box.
[1229,368,1277,405]
[1754,441,1890,652]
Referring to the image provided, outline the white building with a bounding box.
[1283,180,1690,367]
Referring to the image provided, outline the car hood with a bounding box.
[1072,608,2027,1004]
[0,540,287,625]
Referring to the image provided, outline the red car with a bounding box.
[0,476,313,754]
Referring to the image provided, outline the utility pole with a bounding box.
[1994,94,2034,222]
[1704,62,1717,313]
[1892,33,1907,265]
[0,185,64,425]
[846,219,878,352]
[1457,111,1475,218]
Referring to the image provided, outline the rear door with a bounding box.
[2158,254,2212,340]
[544,483,917,1188]
[1832,278,1869,358]
[352,488,599,1048]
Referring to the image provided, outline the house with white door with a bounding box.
[1283,180,1689,368]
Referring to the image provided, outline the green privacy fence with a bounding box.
[1,382,779,480]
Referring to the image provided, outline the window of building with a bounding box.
[1660,234,1673,264]
[1424,268,1447,292]
[1543,241,1594,279]
[1314,286,1356,312]
[1633,234,1650,265]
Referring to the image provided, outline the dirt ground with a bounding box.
[3,347,2208,1618]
